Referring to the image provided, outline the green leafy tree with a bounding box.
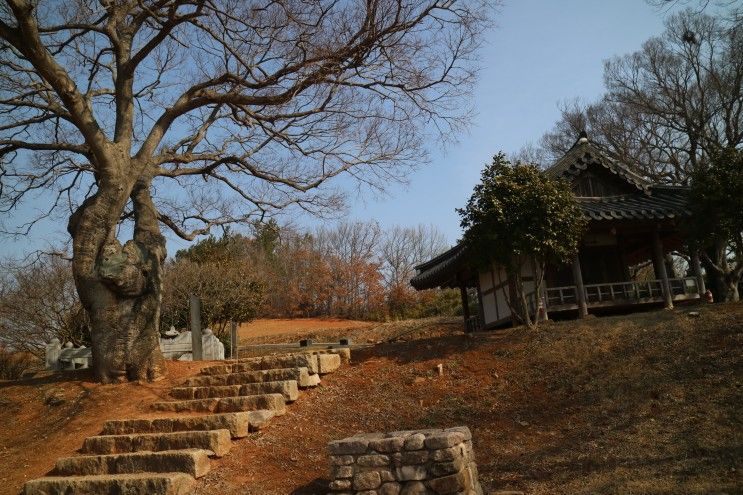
[687,148,743,301]
[458,153,586,327]
[161,259,265,338]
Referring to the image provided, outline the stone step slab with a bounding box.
[170,380,298,401]
[201,354,319,376]
[54,449,211,478]
[102,412,251,439]
[247,409,276,431]
[82,429,231,457]
[23,472,194,495]
[316,353,341,374]
[151,393,287,415]
[182,367,318,388]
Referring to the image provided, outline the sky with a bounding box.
[0,0,684,260]
[338,0,684,248]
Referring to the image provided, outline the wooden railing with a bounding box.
[542,277,700,310]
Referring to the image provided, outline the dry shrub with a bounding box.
[0,346,38,380]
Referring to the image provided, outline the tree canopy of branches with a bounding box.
[540,9,743,184]
[458,154,585,327]
[687,148,743,301]
[0,256,89,357]
[0,0,490,382]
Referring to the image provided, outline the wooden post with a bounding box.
[189,295,203,360]
[476,284,485,329]
[571,256,589,318]
[652,230,674,309]
[230,320,238,360]
[536,261,549,322]
[460,285,471,331]
[691,251,706,295]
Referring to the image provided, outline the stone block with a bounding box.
[23,473,194,495]
[333,465,355,479]
[329,437,371,455]
[403,433,425,451]
[330,479,352,491]
[378,470,395,482]
[101,412,250,439]
[152,393,286,415]
[395,465,427,481]
[357,454,389,467]
[423,431,466,450]
[353,471,381,490]
[369,436,405,453]
[317,353,342,374]
[54,449,211,478]
[82,429,232,458]
[400,481,428,495]
[247,409,276,431]
[400,450,428,465]
[379,482,401,495]
[428,458,464,477]
[425,472,465,494]
[429,446,462,462]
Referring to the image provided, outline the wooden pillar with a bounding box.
[460,285,471,330]
[476,284,485,327]
[652,230,674,309]
[571,256,589,318]
[535,260,549,322]
[691,251,706,295]
[189,295,203,360]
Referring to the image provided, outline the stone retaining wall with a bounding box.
[327,427,482,495]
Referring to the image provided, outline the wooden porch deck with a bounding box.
[542,277,701,312]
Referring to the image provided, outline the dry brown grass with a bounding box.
[200,303,742,494]
[1,305,740,494]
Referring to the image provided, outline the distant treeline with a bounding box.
[161,221,459,333]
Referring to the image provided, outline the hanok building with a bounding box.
[411,134,705,329]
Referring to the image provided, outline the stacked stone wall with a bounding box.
[327,427,482,495]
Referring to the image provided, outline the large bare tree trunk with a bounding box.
[68,178,165,383]
[702,241,742,303]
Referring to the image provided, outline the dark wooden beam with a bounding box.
[460,285,470,322]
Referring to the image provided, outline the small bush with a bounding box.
[0,346,38,380]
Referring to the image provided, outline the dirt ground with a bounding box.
[2,305,741,494]
[238,318,372,340]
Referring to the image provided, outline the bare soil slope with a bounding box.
[1,307,740,494]
[203,305,742,494]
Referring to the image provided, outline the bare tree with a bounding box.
[539,9,743,183]
[379,223,447,290]
[0,0,491,382]
[379,223,448,317]
[0,256,89,357]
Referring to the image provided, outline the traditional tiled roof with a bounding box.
[578,186,690,221]
[410,243,469,290]
[544,134,650,193]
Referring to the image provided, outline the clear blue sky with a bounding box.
[1,0,682,259]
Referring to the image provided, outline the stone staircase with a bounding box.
[23,349,348,495]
